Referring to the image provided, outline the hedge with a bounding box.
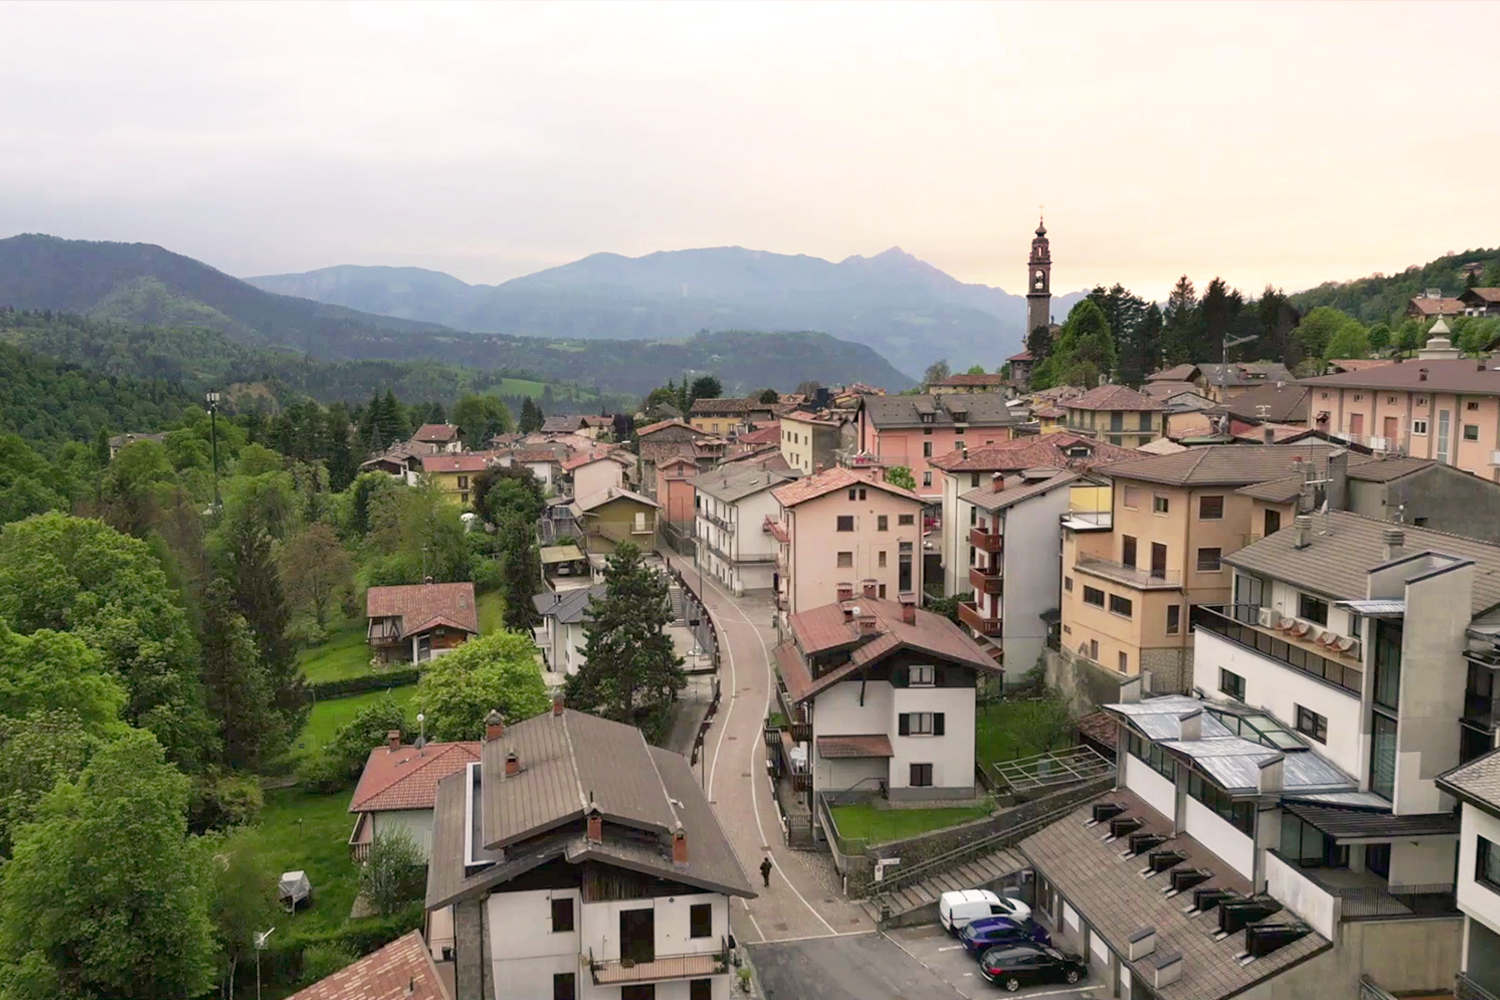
[253,903,425,989]
[308,669,420,701]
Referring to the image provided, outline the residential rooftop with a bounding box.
[349,741,481,814]
[574,485,659,512]
[412,423,459,443]
[859,392,1021,429]
[691,464,795,503]
[1065,383,1166,412]
[531,584,607,625]
[1096,444,1362,488]
[365,581,479,635]
[1300,357,1500,395]
[1438,745,1500,812]
[927,373,1007,388]
[1219,382,1310,424]
[929,432,1135,472]
[959,469,1078,513]
[285,930,448,1000]
[771,466,920,508]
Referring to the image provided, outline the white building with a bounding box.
[774,594,1002,808]
[564,452,630,500]
[1437,749,1500,1000]
[691,465,795,595]
[426,703,755,1000]
[531,584,607,677]
[347,734,481,862]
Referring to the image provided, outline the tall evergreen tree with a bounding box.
[325,405,359,491]
[1162,275,1202,365]
[379,389,409,443]
[1087,284,1149,385]
[499,515,543,632]
[226,519,306,740]
[518,397,544,433]
[199,578,281,770]
[1200,277,1244,363]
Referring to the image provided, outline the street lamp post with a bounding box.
[254,927,275,1000]
[206,391,221,514]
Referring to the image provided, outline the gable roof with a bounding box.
[634,418,696,438]
[1138,380,1200,401]
[421,454,490,474]
[689,397,767,416]
[1408,296,1465,316]
[285,931,448,1000]
[960,470,1079,513]
[1301,358,1500,396]
[575,485,659,512]
[1195,362,1294,388]
[531,584,607,625]
[930,432,1135,473]
[511,448,564,464]
[1220,382,1311,424]
[771,466,921,508]
[1437,745,1500,813]
[928,373,1006,388]
[541,415,587,433]
[1328,358,1396,373]
[859,393,1021,429]
[691,464,795,503]
[365,582,479,634]
[412,423,459,443]
[1097,444,1361,488]
[1462,287,1500,305]
[562,450,629,472]
[1006,349,1034,362]
[1066,384,1165,412]
[735,424,784,445]
[1147,364,1200,382]
[349,741,482,814]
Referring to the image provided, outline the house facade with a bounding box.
[691,465,794,595]
[564,453,628,501]
[774,596,1002,805]
[574,486,660,555]
[655,455,699,530]
[531,584,607,678]
[779,411,844,475]
[1063,384,1166,448]
[423,454,492,506]
[348,734,481,861]
[856,394,1021,496]
[425,704,755,1000]
[635,420,725,496]
[366,581,479,664]
[770,467,925,616]
[688,397,775,436]
[414,423,463,454]
[1437,748,1500,1000]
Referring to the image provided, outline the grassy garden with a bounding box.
[297,621,376,686]
[829,801,993,847]
[291,686,421,761]
[973,696,1072,767]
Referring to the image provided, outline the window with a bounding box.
[1373,619,1403,711]
[837,515,854,531]
[553,972,577,1000]
[898,513,915,526]
[621,987,655,1000]
[969,506,978,526]
[1196,547,1222,572]
[1125,731,1178,784]
[1321,391,1329,399]
[1199,495,1224,520]
[1186,770,1254,835]
[910,763,934,787]
[1468,401,1481,411]
[1089,638,1099,659]
[836,551,853,568]
[1370,712,1397,800]
[1109,594,1133,618]
[1297,593,1328,626]
[1220,669,1245,700]
[1413,419,1428,435]
[551,897,575,932]
[923,472,932,487]
[1166,605,1181,635]
[1295,705,1327,743]
[1264,508,1281,537]
[1118,651,1129,673]
[910,665,935,686]
[1478,838,1500,892]
[1122,486,1139,509]
[1153,494,1170,514]
[971,473,982,488]
[690,980,713,1000]
[955,425,965,435]
[1465,424,1480,441]
[1139,411,1154,430]
[879,584,887,598]
[848,488,857,500]
[859,488,867,500]
[1064,576,1073,592]
[877,515,888,531]
[1353,394,1363,402]
[923,442,933,458]
[898,712,943,736]
[1121,535,1137,569]
[1082,585,1105,608]
[878,550,887,568]
[457,475,469,489]
[689,903,712,938]
[460,492,470,504]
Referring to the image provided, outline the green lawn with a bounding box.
[297,622,375,685]
[291,687,420,760]
[246,786,363,937]
[829,802,993,847]
[973,697,1072,767]
[477,589,505,634]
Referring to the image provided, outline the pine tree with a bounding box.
[226,519,307,740]
[540,384,555,414]
[518,397,544,433]
[379,389,409,443]
[326,407,359,491]
[499,515,542,632]
[1162,275,1202,365]
[199,578,281,770]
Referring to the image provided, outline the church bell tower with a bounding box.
[1026,216,1051,339]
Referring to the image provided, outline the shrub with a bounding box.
[188,771,264,834]
[307,668,420,700]
[359,829,426,916]
[299,942,358,984]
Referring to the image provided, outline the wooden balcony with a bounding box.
[957,600,1002,637]
[969,565,1002,596]
[969,527,1003,553]
[589,940,729,985]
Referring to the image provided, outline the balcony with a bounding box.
[701,510,733,532]
[1074,553,1181,589]
[1269,852,1455,921]
[969,564,1002,596]
[589,939,729,985]
[1194,604,1363,695]
[969,527,1003,553]
[957,600,1002,637]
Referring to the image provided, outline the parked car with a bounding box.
[959,916,1050,957]
[938,889,1033,935]
[978,943,1087,992]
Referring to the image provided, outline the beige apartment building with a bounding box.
[770,467,925,617]
[1060,444,1356,693]
[1062,384,1165,448]
[779,410,847,475]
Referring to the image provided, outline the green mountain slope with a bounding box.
[1290,247,1500,324]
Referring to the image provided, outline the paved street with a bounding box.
[657,548,878,945]
[748,932,967,1000]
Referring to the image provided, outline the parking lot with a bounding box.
[886,922,1105,999]
[748,932,966,1000]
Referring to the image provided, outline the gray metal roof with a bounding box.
[959,470,1078,513]
[690,464,795,503]
[532,585,607,625]
[1337,599,1406,616]
[1281,802,1459,842]
[1282,790,1392,810]
[1225,510,1500,616]
[1436,745,1500,811]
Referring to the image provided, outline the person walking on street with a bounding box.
[760,856,773,888]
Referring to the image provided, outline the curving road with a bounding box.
[659,548,877,945]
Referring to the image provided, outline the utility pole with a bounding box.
[207,390,222,515]
[254,927,275,1000]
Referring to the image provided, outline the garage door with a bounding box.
[1063,902,1079,933]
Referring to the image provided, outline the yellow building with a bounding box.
[1063,384,1165,448]
[688,397,776,436]
[421,454,491,506]
[573,486,661,556]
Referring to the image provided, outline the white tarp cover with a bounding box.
[278,870,310,904]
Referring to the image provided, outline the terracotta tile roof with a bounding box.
[285,931,448,1000]
[541,415,587,433]
[960,470,1079,512]
[1408,296,1465,316]
[1073,711,1117,747]
[1033,405,1066,419]
[1066,384,1166,412]
[1301,357,1500,395]
[1147,364,1200,382]
[815,734,894,758]
[365,582,479,635]
[634,418,695,438]
[1219,382,1310,425]
[780,409,842,426]
[929,373,1006,387]
[1007,349,1034,362]
[930,433,1134,472]
[736,425,783,445]
[1327,358,1395,373]
[1464,287,1500,304]
[511,448,564,464]
[859,393,1022,429]
[770,466,921,508]
[420,454,490,474]
[350,741,482,814]
[575,485,659,512]
[1032,385,1085,402]
[1139,381,1201,401]
[413,423,459,443]
[561,450,627,471]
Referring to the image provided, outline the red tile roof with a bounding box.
[816,734,894,758]
[635,419,695,438]
[413,423,459,443]
[770,466,920,508]
[365,582,479,635]
[421,454,490,474]
[512,448,563,464]
[1066,384,1165,412]
[350,741,482,813]
[929,373,1006,387]
[928,433,1134,472]
[1327,358,1395,373]
[285,931,448,1000]
[1007,350,1034,362]
[1408,296,1465,316]
[736,425,783,445]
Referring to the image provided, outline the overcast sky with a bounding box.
[1,1,1496,298]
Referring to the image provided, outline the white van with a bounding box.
[938,888,1033,935]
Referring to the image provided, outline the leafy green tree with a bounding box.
[1035,299,1118,389]
[499,516,542,632]
[1292,306,1358,361]
[1395,318,1425,356]
[757,388,780,404]
[0,711,98,859]
[1367,322,1392,355]
[885,466,917,491]
[924,591,973,626]
[0,436,69,527]
[0,622,126,733]
[1256,286,1300,362]
[473,465,546,527]
[366,479,471,584]
[964,364,987,376]
[689,375,723,400]
[1025,324,1053,368]
[99,438,175,538]
[1325,319,1371,361]
[358,828,426,916]
[0,727,216,1000]
[565,542,684,743]
[923,359,951,386]
[1087,284,1151,384]
[235,442,282,476]
[199,579,282,771]
[415,630,550,741]
[298,694,409,792]
[205,830,278,1000]
[453,394,512,448]
[278,522,354,629]
[1460,317,1500,356]
[643,385,679,417]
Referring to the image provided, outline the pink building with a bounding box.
[770,467,926,616]
[855,394,1021,497]
[655,454,698,528]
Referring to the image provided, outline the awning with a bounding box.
[1282,802,1460,843]
[1336,599,1406,617]
[540,544,585,565]
[816,734,894,759]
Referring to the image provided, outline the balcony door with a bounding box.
[1150,543,1167,580]
[1348,413,1364,440]
[620,907,655,965]
[1121,535,1137,569]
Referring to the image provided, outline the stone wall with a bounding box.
[454,898,485,1000]
[1044,648,1127,717]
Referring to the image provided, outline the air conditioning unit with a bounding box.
[1256,607,1276,628]
[1490,451,1500,467]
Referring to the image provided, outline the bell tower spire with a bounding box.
[1026,213,1052,340]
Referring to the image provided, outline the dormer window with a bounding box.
[920,413,934,423]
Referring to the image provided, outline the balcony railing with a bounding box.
[1458,972,1500,1000]
[957,600,1002,637]
[1194,604,1363,695]
[1074,553,1181,589]
[969,565,1002,595]
[589,939,729,985]
[969,527,1003,553]
[701,510,733,532]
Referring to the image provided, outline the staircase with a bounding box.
[668,584,687,626]
[859,847,1028,926]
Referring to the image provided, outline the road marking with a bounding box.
[937,945,965,951]
[744,929,878,946]
[882,930,973,1000]
[1020,988,1094,998]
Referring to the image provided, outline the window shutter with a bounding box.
[933,713,945,736]
[898,714,910,736]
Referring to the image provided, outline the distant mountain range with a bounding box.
[249,246,1087,377]
[0,234,915,396]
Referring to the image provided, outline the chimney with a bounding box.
[424,575,435,585]
[504,750,521,777]
[862,579,878,599]
[1127,926,1158,961]
[836,582,854,602]
[1293,514,1312,550]
[1150,951,1184,990]
[1327,449,1348,511]
[587,801,603,843]
[552,693,565,717]
[1382,527,1405,562]
[858,613,878,635]
[1119,675,1142,704]
[1257,753,1285,794]
[898,592,917,625]
[842,605,855,621]
[387,729,401,752]
[1177,709,1202,741]
[672,823,688,864]
[1263,426,1275,445]
[485,709,505,742]
[1419,368,1429,382]
[992,471,1004,492]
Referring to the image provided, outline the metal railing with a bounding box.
[1074,553,1181,588]
[588,939,729,985]
[1458,972,1500,1000]
[1333,882,1458,920]
[1194,604,1363,695]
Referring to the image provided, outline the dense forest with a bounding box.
[1290,248,1500,324]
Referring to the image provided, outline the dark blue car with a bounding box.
[959,916,1051,957]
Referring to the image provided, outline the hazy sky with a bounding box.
[1,1,1496,299]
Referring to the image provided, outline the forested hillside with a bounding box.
[1290,248,1500,324]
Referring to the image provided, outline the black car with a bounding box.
[978,943,1087,992]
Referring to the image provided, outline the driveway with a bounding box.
[748,932,967,1000]
[886,923,1106,999]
